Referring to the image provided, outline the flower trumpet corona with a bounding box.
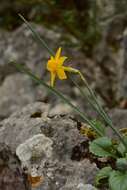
[47,47,78,86]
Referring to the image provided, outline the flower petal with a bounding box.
[51,72,56,87]
[55,47,62,61]
[57,68,67,80]
[47,60,52,71]
[59,56,68,66]
[47,58,55,71]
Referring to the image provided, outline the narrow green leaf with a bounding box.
[117,137,127,156]
[11,62,103,137]
[92,119,105,136]
[18,14,55,56]
[95,166,112,186]
[109,171,127,190]
[89,137,116,158]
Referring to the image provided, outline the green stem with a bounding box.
[69,75,102,116]
[12,62,103,137]
[78,71,127,149]
[19,14,55,56]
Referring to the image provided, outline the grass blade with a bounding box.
[19,14,55,56]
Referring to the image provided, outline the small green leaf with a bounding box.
[95,166,112,186]
[116,158,127,171]
[109,170,127,190]
[117,142,126,156]
[117,136,127,156]
[89,137,116,158]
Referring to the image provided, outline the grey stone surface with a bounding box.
[109,108,127,131]
[119,29,127,98]
[0,23,61,75]
[40,114,85,161]
[16,134,53,165]
[0,102,99,190]
[0,102,49,151]
[77,184,97,190]
[0,73,35,119]
[0,73,50,120]
[48,103,73,116]
[0,70,81,121]
[1,21,127,116]
[0,23,88,119]
[0,143,31,190]
[103,108,127,139]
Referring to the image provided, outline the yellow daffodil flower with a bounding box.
[47,47,78,87]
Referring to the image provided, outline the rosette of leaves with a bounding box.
[90,136,127,190]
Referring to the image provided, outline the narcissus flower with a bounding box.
[47,47,78,87]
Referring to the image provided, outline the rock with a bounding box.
[53,160,98,190]
[0,23,91,118]
[0,73,49,119]
[16,134,53,174]
[0,24,64,119]
[48,103,74,116]
[0,102,98,190]
[0,23,61,73]
[77,184,97,190]
[0,143,30,190]
[0,70,92,121]
[106,108,127,138]
[0,102,49,151]
[94,1,127,105]
[40,114,85,160]
[119,29,127,98]
[36,158,98,190]
[0,73,35,119]
[110,108,127,130]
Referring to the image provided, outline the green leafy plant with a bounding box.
[89,137,117,158]
[11,15,127,190]
[91,136,127,190]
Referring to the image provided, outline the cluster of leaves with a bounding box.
[89,129,127,190]
[80,119,127,190]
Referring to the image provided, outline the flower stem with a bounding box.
[69,75,101,113]
[78,71,127,149]
[12,62,103,137]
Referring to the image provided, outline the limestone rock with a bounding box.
[16,134,53,169]
[0,73,35,119]
[0,23,61,75]
[0,103,98,190]
[0,102,49,151]
[109,108,127,132]
[0,143,30,190]
[48,103,74,116]
[77,184,97,190]
[104,108,127,139]
[0,73,48,119]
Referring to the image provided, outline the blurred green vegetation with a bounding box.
[0,0,102,55]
